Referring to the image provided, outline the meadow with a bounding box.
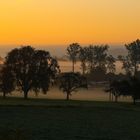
[0,97,140,140]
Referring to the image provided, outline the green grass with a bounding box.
[0,97,140,140]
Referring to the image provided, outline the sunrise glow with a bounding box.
[0,0,140,46]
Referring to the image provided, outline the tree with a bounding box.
[92,45,109,70]
[89,66,106,82]
[79,47,88,75]
[130,78,140,105]
[106,55,116,73]
[85,45,116,82]
[86,45,95,71]
[5,46,59,99]
[105,80,130,102]
[32,50,60,94]
[67,43,81,72]
[118,55,133,77]
[105,78,140,104]
[86,45,114,74]
[0,66,15,98]
[59,72,87,100]
[119,39,140,77]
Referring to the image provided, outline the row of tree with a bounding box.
[105,77,140,104]
[67,39,140,78]
[0,39,140,103]
[0,46,87,100]
[67,43,115,75]
[66,39,140,104]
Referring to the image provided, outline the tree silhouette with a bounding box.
[85,45,115,74]
[107,80,120,102]
[92,45,109,70]
[89,66,106,82]
[130,78,140,105]
[32,50,60,95]
[86,45,95,71]
[106,79,135,103]
[59,72,87,100]
[67,43,81,72]
[79,47,88,75]
[5,46,59,99]
[106,55,116,73]
[0,66,15,98]
[118,55,132,77]
[84,45,116,82]
[119,39,140,77]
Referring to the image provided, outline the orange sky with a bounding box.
[0,0,140,46]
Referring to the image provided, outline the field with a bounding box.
[0,98,140,140]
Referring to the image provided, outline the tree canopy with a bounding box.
[4,46,60,99]
[67,43,81,72]
[59,72,87,100]
[119,39,140,76]
[0,65,15,98]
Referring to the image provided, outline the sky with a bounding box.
[0,0,140,48]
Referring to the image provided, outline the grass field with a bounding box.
[0,97,140,140]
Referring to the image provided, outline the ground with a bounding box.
[0,97,140,140]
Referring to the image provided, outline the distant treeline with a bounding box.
[0,39,140,104]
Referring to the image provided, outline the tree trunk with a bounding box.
[24,91,28,99]
[3,92,6,99]
[82,67,85,75]
[134,63,137,77]
[82,62,86,75]
[133,98,136,105]
[72,61,75,72]
[66,92,70,101]
[115,95,118,102]
[109,92,111,101]
[111,94,114,101]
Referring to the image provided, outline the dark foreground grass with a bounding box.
[0,97,140,140]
